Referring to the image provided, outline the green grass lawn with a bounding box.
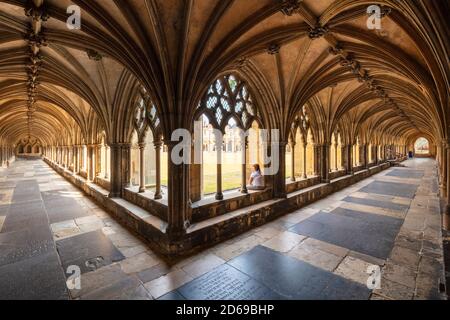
[161,151,242,194]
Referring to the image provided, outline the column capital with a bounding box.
[154,140,163,149]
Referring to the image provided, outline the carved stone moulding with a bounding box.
[87,49,103,61]
[267,43,280,55]
[279,0,302,16]
[24,0,49,22]
[308,25,329,39]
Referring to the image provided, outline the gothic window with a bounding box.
[133,87,161,138]
[197,74,260,131]
[195,74,263,200]
[287,105,315,182]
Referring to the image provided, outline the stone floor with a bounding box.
[0,158,446,300]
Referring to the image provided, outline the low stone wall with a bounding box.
[44,157,394,258]
[16,155,42,160]
[123,188,168,222]
[191,189,273,223]
[94,176,111,191]
[328,170,347,181]
[286,176,321,194]
[181,163,391,256]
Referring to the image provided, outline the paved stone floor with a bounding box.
[0,159,446,300]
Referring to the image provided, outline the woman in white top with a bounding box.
[247,164,265,190]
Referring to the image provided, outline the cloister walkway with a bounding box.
[0,158,445,300]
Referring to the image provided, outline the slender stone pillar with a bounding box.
[334,142,338,171]
[445,145,450,230]
[363,144,368,169]
[104,146,110,179]
[215,131,223,201]
[65,146,69,168]
[95,144,102,178]
[73,145,79,174]
[241,137,248,194]
[87,144,95,181]
[375,145,379,164]
[441,142,447,197]
[154,139,163,200]
[303,143,307,179]
[290,141,296,182]
[139,143,146,193]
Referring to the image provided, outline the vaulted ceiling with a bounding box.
[0,0,448,148]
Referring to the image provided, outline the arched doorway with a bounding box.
[414,138,430,155]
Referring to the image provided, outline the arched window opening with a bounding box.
[222,117,242,192]
[200,115,218,196]
[330,132,342,172]
[129,88,164,199]
[99,135,111,180]
[144,129,156,188]
[414,138,430,155]
[306,129,315,176]
[353,137,360,167]
[161,138,168,189]
[288,106,314,181]
[82,145,87,171]
[130,131,140,187]
[294,128,306,178]
[195,74,263,200]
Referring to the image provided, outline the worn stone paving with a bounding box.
[0,158,446,300]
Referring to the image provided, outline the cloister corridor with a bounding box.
[0,158,445,300]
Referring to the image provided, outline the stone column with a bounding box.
[95,144,102,178]
[87,144,95,181]
[347,144,354,175]
[73,145,79,174]
[289,141,296,182]
[139,143,146,193]
[375,145,379,164]
[109,144,122,198]
[363,144,368,169]
[313,145,319,176]
[78,145,83,172]
[69,146,72,170]
[274,141,287,198]
[154,139,163,200]
[65,146,69,168]
[441,142,448,198]
[104,146,110,179]
[166,140,189,239]
[320,144,330,183]
[241,136,248,194]
[215,131,223,201]
[303,143,307,179]
[334,142,338,171]
[445,145,450,230]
